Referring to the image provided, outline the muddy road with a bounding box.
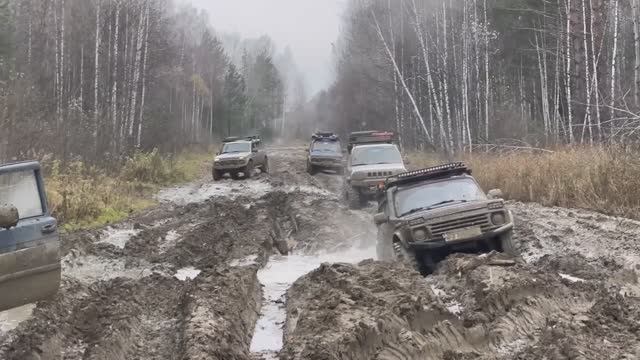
[1,147,639,360]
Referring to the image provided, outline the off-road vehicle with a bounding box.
[343,131,406,209]
[374,163,517,274]
[213,136,269,180]
[306,132,343,175]
[0,161,60,311]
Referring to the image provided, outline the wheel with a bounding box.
[231,171,241,180]
[345,184,363,209]
[212,169,222,181]
[498,230,520,256]
[335,167,344,175]
[392,241,420,272]
[244,161,254,179]
[376,230,393,260]
[306,161,316,175]
[262,158,269,174]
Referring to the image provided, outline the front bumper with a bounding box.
[214,161,249,171]
[350,178,386,194]
[407,223,514,250]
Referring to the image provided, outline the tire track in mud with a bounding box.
[0,147,376,360]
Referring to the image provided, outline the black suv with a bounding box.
[306,132,344,175]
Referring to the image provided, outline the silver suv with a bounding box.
[344,137,406,209]
[213,137,269,180]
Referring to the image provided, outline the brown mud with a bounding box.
[1,147,639,360]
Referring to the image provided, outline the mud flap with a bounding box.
[0,236,61,311]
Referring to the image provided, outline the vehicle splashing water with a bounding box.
[250,245,376,358]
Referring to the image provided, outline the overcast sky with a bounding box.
[181,0,345,95]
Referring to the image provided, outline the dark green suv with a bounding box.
[374,163,517,274]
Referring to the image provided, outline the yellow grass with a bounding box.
[45,147,212,231]
[408,147,640,218]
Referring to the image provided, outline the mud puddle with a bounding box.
[250,246,376,358]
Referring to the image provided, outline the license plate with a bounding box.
[444,226,482,242]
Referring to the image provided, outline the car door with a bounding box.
[0,162,60,311]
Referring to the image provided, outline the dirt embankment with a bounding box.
[282,251,640,360]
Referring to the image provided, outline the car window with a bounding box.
[222,142,251,154]
[312,141,341,153]
[351,146,402,166]
[394,178,486,217]
[0,170,44,219]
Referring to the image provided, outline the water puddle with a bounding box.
[0,304,35,333]
[250,246,375,357]
[98,227,141,249]
[156,180,273,205]
[174,267,201,281]
[63,255,154,283]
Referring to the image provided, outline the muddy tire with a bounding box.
[392,242,420,273]
[231,171,241,180]
[335,167,344,175]
[307,162,316,175]
[345,185,363,209]
[212,169,222,181]
[244,161,254,179]
[498,230,520,256]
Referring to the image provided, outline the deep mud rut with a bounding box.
[1,148,639,360]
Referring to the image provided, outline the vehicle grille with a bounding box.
[219,160,244,166]
[428,213,492,239]
[367,171,392,177]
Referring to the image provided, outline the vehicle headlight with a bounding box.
[491,212,506,225]
[413,228,428,241]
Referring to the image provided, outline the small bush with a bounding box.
[408,146,640,219]
[44,147,212,230]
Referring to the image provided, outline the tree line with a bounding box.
[321,0,640,153]
[0,0,288,164]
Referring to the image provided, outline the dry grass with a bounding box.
[45,148,212,231]
[408,146,640,219]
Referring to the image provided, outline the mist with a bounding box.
[181,0,345,95]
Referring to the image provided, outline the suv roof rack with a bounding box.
[347,130,397,152]
[385,162,471,189]
[223,135,261,143]
[312,132,339,141]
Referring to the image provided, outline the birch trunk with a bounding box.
[371,7,434,145]
[136,2,150,147]
[128,1,146,145]
[93,0,101,153]
[610,0,619,136]
[633,0,640,107]
[111,1,120,153]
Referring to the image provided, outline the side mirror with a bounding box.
[373,213,388,225]
[0,204,19,229]
[487,189,504,200]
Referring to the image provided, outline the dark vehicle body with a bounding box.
[374,163,517,274]
[0,161,60,311]
[213,136,269,180]
[307,132,343,175]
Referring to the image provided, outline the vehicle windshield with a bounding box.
[394,178,486,217]
[221,142,251,154]
[0,170,44,219]
[350,146,402,166]
[312,141,341,153]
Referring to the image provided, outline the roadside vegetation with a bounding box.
[45,148,211,231]
[409,147,640,220]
